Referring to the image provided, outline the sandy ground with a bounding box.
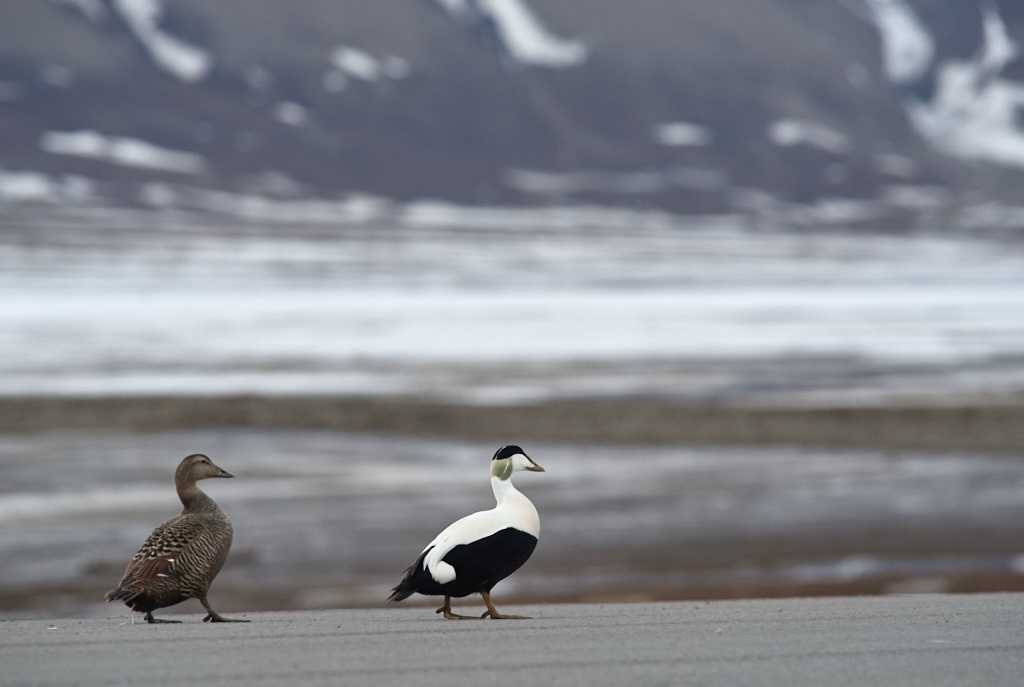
[3,595,1024,687]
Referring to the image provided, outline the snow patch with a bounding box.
[186,189,394,224]
[903,5,1024,169]
[653,121,713,147]
[861,0,934,84]
[40,130,206,175]
[977,2,1018,75]
[330,46,383,81]
[274,102,308,127]
[865,1,1024,171]
[768,119,850,153]
[111,0,211,82]
[329,46,409,84]
[436,0,587,68]
[0,171,54,201]
[505,166,725,195]
[0,170,96,202]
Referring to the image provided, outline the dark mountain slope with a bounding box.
[1,0,1022,213]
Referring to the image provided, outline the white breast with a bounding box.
[421,483,539,583]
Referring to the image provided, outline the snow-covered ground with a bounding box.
[2,203,1024,403]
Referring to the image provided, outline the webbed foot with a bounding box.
[479,591,531,619]
[201,597,250,623]
[144,612,181,624]
[436,596,480,620]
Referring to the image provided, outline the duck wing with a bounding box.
[107,514,230,602]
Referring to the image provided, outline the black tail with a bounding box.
[388,577,414,602]
[388,550,430,602]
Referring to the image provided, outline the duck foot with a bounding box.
[202,598,250,623]
[144,612,181,624]
[479,591,531,620]
[436,596,480,620]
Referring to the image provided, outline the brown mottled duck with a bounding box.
[105,454,248,624]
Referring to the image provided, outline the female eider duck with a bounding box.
[105,454,248,624]
[389,444,545,619]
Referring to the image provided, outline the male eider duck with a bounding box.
[389,444,545,619]
[105,454,248,624]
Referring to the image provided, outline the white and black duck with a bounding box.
[389,444,545,619]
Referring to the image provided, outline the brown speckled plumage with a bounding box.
[105,454,248,623]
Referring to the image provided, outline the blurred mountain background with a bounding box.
[2,0,1024,219]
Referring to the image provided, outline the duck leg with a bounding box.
[200,597,250,623]
[435,595,479,620]
[479,590,531,619]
